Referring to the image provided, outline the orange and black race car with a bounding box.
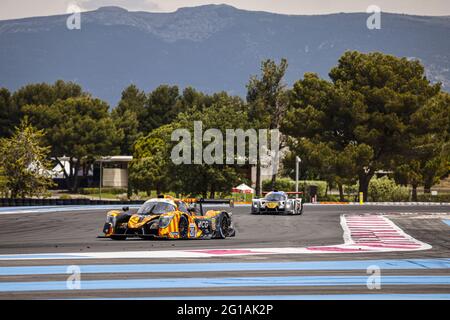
[101,196,235,240]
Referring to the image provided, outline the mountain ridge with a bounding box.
[0,5,449,105]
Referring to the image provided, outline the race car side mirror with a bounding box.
[122,206,129,212]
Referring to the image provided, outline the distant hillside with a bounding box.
[0,4,449,105]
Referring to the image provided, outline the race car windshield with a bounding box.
[137,202,176,215]
[265,194,285,201]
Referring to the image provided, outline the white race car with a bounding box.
[251,191,303,215]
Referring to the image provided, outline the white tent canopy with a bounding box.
[232,183,254,194]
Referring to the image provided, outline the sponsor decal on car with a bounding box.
[189,224,196,237]
[267,202,278,209]
[197,220,210,229]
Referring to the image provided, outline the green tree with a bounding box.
[112,85,148,155]
[0,88,20,138]
[173,94,250,197]
[144,85,181,133]
[129,124,177,195]
[0,165,7,197]
[282,138,366,201]
[284,52,442,201]
[130,93,250,198]
[247,58,289,195]
[369,176,410,202]
[12,80,83,109]
[52,80,84,101]
[5,80,85,138]
[23,97,123,192]
[0,121,54,198]
[283,72,368,199]
[114,84,147,128]
[112,109,141,155]
[395,92,450,198]
[179,87,211,111]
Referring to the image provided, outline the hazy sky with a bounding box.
[1,0,449,20]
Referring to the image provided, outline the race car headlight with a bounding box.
[149,221,159,229]
[285,201,292,209]
[252,202,258,208]
[159,216,174,228]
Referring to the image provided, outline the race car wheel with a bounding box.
[217,214,230,239]
[179,216,189,239]
[297,203,304,215]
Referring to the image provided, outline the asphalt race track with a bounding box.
[0,204,449,299]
